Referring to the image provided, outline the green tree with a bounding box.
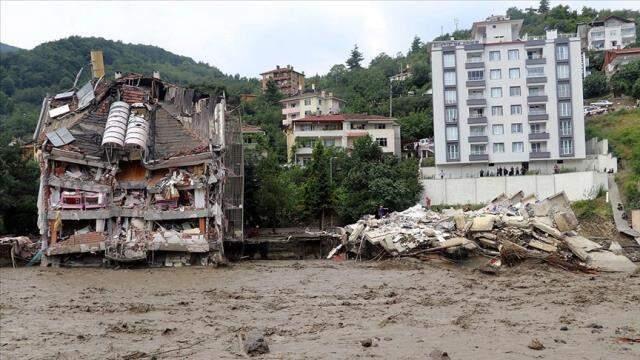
[0,135,39,234]
[583,72,609,99]
[346,44,364,70]
[304,141,334,229]
[609,77,628,97]
[410,36,422,53]
[539,0,550,14]
[397,111,433,143]
[0,76,16,96]
[632,78,640,100]
[263,79,282,105]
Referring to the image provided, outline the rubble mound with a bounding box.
[335,191,637,273]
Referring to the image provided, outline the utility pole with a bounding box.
[389,79,393,117]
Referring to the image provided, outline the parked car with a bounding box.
[590,100,613,107]
[584,106,605,116]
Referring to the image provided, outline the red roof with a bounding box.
[604,48,640,69]
[294,114,395,122]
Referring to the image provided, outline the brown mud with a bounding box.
[1,260,639,359]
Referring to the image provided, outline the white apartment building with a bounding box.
[578,16,636,51]
[288,114,401,165]
[280,90,346,127]
[431,15,586,177]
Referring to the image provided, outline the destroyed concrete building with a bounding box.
[33,68,244,266]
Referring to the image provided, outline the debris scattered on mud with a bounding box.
[243,330,270,356]
[528,338,545,350]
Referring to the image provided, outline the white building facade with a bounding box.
[431,16,586,178]
[288,114,401,165]
[579,16,636,51]
[280,91,345,127]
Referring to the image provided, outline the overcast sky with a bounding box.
[2,1,639,78]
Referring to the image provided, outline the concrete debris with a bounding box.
[243,330,269,356]
[339,191,637,273]
[0,237,40,267]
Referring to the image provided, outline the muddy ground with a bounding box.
[1,259,639,359]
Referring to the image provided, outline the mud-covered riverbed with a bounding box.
[1,260,639,359]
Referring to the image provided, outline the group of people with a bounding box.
[480,166,527,177]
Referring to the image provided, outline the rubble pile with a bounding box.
[0,236,40,267]
[338,191,638,273]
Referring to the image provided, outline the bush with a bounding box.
[583,72,609,99]
[632,78,640,100]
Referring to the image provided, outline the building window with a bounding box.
[511,105,522,115]
[470,125,486,136]
[443,53,455,67]
[531,142,545,153]
[445,126,459,141]
[561,139,573,155]
[529,104,546,115]
[376,138,388,147]
[556,64,570,79]
[291,113,298,119]
[469,108,485,118]
[491,106,503,116]
[351,123,365,130]
[512,142,524,153]
[556,45,569,61]
[492,124,504,135]
[471,144,487,155]
[508,49,519,60]
[493,143,505,153]
[444,90,457,104]
[530,123,545,134]
[445,107,458,122]
[447,143,459,160]
[305,110,312,116]
[489,51,501,61]
[304,99,311,106]
[290,103,297,108]
[467,70,484,81]
[557,83,570,98]
[324,139,336,147]
[467,53,483,63]
[509,68,521,79]
[559,101,572,117]
[560,120,572,136]
[528,86,544,96]
[376,124,386,129]
[490,69,501,80]
[491,87,502,98]
[527,49,543,60]
[527,67,544,77]
[300,124,312,131]
[318,99,322,105]
[444,71,457,86]
[511,123,523,133]
[468,89,484,99]
[510,86,521,96]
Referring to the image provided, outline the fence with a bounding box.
[421,171,607,205]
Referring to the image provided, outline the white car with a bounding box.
[590,100,613,107]
[583,106,605,116]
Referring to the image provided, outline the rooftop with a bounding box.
[294,114,396,123]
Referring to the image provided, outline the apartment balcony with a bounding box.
[293,129,343,138]
[296,147,314,155]
[469,154,489,161]
[466,80,486,87]
[467,116,487,124]
[526,76,547,84]
[466,98,486,105]
[528,132,550,140]
[464,43,484,51]
[529,151,551,159]
[465,62,484,69]
[528,113,549,121]
[525,39,546,47]
[432,40,479,49]
[526,58,546,65]
[468,135,488,143]
[560,149,575,158]
[560,129,573,137]
[527,95,548,103]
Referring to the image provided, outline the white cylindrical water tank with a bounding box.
[102,101,130,147]
[124,114,149,149]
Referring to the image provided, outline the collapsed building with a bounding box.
[33,61,244,267]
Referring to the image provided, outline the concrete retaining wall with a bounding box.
[421,171,607,205]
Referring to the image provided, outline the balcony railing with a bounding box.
[528,109,547,115]
[432,40,479,49]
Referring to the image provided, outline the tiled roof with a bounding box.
[151,106,208,160]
